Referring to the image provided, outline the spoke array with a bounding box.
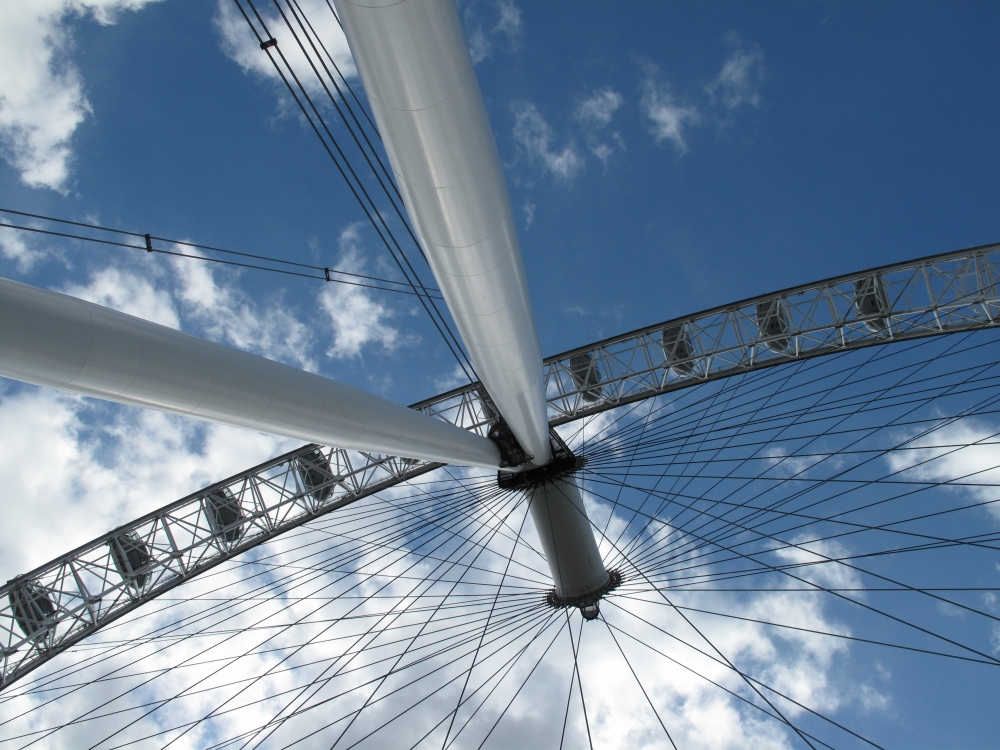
[0,328,998,747]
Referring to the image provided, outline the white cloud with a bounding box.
[884,419,1000,519]
[495,0,523,40]
[757,444,845,480]
[575,579,866,749]
[432,361,471,393]
[0,1,161,192]
[511,101,584,180]
[0,385,294,580]
[62,265,181,328]
[575,88,623,128]
[772,537,863,593]
[57,250,319,369]
[0,392,890,747]
[170,249,318,370]
[319,225,407,359]
[640,72,699,152]
[0,221,58,271]
[523,200,536,229]
[213,0,355,98]
[575,88,626,166]
[708,36,765,110]
[588,131,626,167]
[464,0,523,64]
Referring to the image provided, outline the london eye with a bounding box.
[0,2,998,748]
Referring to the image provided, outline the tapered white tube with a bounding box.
[529,477,609,600]
[0,278,501,469]
[335,0,551,466]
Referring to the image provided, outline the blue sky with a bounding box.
[5,1,997,394]
[1,1,999,747]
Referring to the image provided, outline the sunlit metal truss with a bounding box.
[3,241,998,689]
[0,446,439,688]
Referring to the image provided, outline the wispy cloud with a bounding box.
[707,34,766,109]
[40,225,407,368]
[885,419,1000,519]
[495,1,522,40]
[213,0,355,98]
[319,225,410,360]
[465,0,523,64]
[60,245,319,369]
[523,200,536,229]
[171,249,318,370]
[62,266,181,329]
[432,362,470,392]
[511,101,584,180]
[0,385,294,581]
[640,69,700,152]
[0,221,62,271]
[0,0,162,192]
[575,88,625,166]
[575,88,623,128]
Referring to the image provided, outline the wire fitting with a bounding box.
[497,428,583,489]
[545,568,623,621]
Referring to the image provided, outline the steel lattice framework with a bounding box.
[2,241,998,689]
[0,446,440,689]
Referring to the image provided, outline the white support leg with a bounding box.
[528,476,610,601]
[0,278,501,469]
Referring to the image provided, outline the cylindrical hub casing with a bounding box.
[0,278,502,469]
[528,476,609,600]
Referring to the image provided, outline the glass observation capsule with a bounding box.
[854,274,891,332]
[661,324,696,375]
[9,582,55,642]
[756,298,792,353]
[205,487,244,545]
[296,448,335,503]
[109,531,151,589]
[568,352,603,403]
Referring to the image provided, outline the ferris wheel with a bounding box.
[1,1,999,748]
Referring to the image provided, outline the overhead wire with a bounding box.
[234,0,476,381]
[0,208,441,299]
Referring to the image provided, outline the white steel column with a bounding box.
[528,477,609,601]
[335,0,551,466]
[0,278,501,469]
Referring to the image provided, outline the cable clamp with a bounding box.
[324,268,332,282]
[144,234,153,253]
[260,38,277,50]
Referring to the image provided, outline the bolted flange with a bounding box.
[545,568,623,620]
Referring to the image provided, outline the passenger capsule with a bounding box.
[109,532,151,589]
[296,448,335,502]
[854,275,890,332]
[568,352,603,403]
[8,582,55,642]
[755,299,792,353]
[660,324,695,375]
[205,487,244,544]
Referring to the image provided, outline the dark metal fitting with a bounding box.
[544,568,623,621]
[497,428,583,490]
